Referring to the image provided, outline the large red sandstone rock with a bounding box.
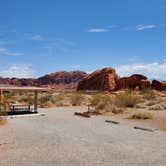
[77,68,120,91]
[116,74,150,90]
[152,80,166,91]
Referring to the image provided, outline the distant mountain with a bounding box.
[0,71,87,89]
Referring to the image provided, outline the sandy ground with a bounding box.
[0,106,166,166]
[104,109,166,130]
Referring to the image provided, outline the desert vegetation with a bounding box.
[89,90,142,115]
[129,111,153,120]
[0,88,165,130]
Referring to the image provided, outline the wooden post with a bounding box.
[0,90,3,111]
[34,90,38,113]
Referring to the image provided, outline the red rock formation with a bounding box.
[0,68,165,91]
[116,74,151,90]
[77,69,153,92]
[152,80,166,91]
[0,77,36,86]
[37,71,87,89]
[77,68,120,91]
[0,71,87,89]
[140,80,151,88]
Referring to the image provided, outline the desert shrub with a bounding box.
[55,93,66,101]
[39,95,52,108]
[146,101,158,106]
[130,111,153,119]
[0,110,7,116]
[96,102,106,110]
[161,104,166,110]
[115,91,140,108]
[70,92,83,106]
[112,108,125,114]
[39,95,50,103]
[141,88,156,100]
[148,105,163,111]
[104,104,114,112]
[91,93,113,107]
[19,97,33,104]
[41,101,53,108]
[2,93,14,111]
[90,93,114,113]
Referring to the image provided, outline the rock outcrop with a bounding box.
[152,80,166,91]
[116,74,151,90]
[0,67,165,91]
[77,69,153,92]
[0,77,36,86]
[0,71,87,89]
[77,68,120,91]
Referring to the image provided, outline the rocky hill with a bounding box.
[0,71,87,89]
[0,68,165,91]
[77,67,166,91]
[77,68,120,91]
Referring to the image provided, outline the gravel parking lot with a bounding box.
[0,107,166,166]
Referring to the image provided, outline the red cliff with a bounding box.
[77,68,120,91]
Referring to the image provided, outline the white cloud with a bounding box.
[0,48,7,52]
[87,28,109,32]
[43,38,76,53]
[136,24,156,31]
[116,62,166,80]
[25,34,45,41]
[0,64,35,78]
[0,47,23,56]
[107,25,118,29]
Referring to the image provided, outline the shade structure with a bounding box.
[0,86,49,113]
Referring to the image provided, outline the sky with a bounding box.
[0,0,166,79]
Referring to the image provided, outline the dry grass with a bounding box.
[141,88,156,100]
[70,92,83,106]
[91,93,113,106]
[146,101,158,106]
[130,111,153,120]
[115,91,141,108]
[90,91,142,115]
[19,96,34,105]
[112,108,125,114]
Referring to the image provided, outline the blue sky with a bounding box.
[0,0,166,79]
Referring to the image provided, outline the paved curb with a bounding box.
[9,113,45,119]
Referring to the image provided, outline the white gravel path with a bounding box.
[0,107,166,166]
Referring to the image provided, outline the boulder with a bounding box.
[152,80,166,91]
